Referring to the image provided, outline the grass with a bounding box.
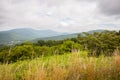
[0,51,120,80]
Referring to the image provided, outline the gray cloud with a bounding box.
[98,0,120,16]
[77,0,120,16]
[0,0,119,32]
[76,0,97,2]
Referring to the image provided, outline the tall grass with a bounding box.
[0,51,120,80]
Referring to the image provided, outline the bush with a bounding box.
[9,45,34,62]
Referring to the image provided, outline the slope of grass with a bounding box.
[0,51,120,80]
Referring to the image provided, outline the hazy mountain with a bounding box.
[0,28,67,45]
[33,29,105,41]
[0,28,104,45]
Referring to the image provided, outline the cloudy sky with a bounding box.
[0,0,120,33]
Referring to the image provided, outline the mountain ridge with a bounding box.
[0,28,67,45]
[0,28,105,45]
[33,29,105,42]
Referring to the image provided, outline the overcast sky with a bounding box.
[0,0,120,33]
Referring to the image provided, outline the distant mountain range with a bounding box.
[0,28,67,45]
[0,28,104,45]
[33,29,104,42]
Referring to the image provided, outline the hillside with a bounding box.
[0,30,120,80]
[33,29,104,41]
[0,29,104,45]
[0,28,66,45]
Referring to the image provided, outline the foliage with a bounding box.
[0,53,120,80]
[10,45,34,61]
[77,30,120,56]
[0,30,119,63]
[0,30,120,80]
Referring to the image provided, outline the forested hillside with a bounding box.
[33,29,104,41]
[0,28,65,45]
[0,30,119,63]
[0,30,120,80]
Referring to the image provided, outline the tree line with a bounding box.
[0,30,119,63]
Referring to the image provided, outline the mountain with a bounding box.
[0,28,104,45]
[0,28,66,45]
[33,29,104,41]
[33,33,78,41]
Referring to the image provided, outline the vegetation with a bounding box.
[0,30,119,63]
[33,29,104,41]
[0,53,120,80]
[0,28,64,45]
[0,30,120,80]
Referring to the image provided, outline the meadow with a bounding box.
[0,30,120,80]
[0,51,120,80]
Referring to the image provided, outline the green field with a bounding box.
[0,30,119,80]
[0,51,120,80]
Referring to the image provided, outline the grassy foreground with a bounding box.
[0,51,120,80]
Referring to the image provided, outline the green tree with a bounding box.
[9,45,34,62]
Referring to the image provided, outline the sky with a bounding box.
[0,0,120,33]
